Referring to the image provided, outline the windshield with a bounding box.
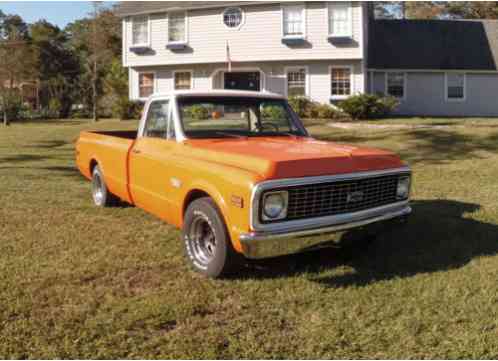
[177,96,307,138]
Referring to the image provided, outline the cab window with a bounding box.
[144,100,173,139]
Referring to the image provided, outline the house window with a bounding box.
[331,67,351,98]
[169,11,186,43]
[139,73,154,98]
[223,7,243,28]
[174,71,192,90]
[386,72,406,99]
[328,2,352,37]
[132,15,149,46]
[286,67,307,96]
[446,73,466,101]
[282,4,305,38]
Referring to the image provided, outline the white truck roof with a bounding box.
[148,90,286,100]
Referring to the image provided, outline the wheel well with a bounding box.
[89,159,98,174]
[183,189,210,216]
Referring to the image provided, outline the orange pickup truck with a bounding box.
[76,90,411,278]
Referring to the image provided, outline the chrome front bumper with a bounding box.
[239,204,411,259]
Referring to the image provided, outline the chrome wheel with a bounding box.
[92,171,104,206]
[189,216,217,266]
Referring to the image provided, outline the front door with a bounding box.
[224,72,261,91]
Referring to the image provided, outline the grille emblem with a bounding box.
[347,191,364,203]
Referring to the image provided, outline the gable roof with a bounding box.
[368,19,498,71]
[114,1,268,17]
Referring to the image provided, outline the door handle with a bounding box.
[132,149,141,154]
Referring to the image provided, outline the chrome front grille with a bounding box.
[278,174,401,221]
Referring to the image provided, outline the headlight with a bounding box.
[262,191,288,221]
[397,176,411,199]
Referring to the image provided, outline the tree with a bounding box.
[64,5,121,121]
[374,2,445,20]
[443,2,498,19]
[30,20,79,117]
[0,12,38,126]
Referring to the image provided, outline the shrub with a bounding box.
[49,98,62,118]
[262,105,286,121]
[315,103,341,120]
[339,94,399,120]
[288,96,313,118]
[186,105,209,121]
[112,97,143,120]
[1,93,25,121]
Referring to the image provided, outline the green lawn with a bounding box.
[2,118,498,358]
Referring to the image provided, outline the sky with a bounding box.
[0,1,116,28]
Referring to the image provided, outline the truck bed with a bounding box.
[87,130,137,139]
[76,130,137,203]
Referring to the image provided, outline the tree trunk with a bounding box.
[92,75,98,122]
[3,110,9,126]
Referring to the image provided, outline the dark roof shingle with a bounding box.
[368,19,498,71]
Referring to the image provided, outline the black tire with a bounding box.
[183,197,242,278]
[91,165,119,207]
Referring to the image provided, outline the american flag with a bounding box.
[226,41,232,72]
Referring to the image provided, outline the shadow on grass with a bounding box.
[31,140,69,149]
[240,200,498,287]
[15,119,89,126]
[0,154,52,163]
[316,128,498,165]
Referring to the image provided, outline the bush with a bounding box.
[186,105,209,121]
[1,93,26,121]
[262,105,286,121]
[288,96,313,118]
[315,103,341,120]
[339,94,399,120]
[112,97,143,120]
[49,98,62,118]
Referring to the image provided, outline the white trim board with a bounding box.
[329,65,354,100]
[284,65,310,97]
[384,71,407,101]
[444,72,467,103]
[137,70,157,101]
[173,69,195,90]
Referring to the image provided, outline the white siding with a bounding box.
[370,71,498,117]
[130,60,365,104]
[124,2,365,67]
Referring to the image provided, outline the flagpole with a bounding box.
[226,40,232,73]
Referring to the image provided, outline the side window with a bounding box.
[144,100,171,139]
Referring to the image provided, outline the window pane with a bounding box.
[132,16,148,45]
[287,68,306,96]
[224,8,243,28]
[387,72,405,98]
[283,6,304,36]
[329,2,351,36]
[139,73,154,98]
[169,12,185,42]
[447,73,464,99]
[175,72,192,90]
[144,101,169,138]
[331,68,351,96]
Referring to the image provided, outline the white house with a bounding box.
[116,1,498,117]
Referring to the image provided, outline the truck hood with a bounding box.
[184,137,405,180]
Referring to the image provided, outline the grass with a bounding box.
[2,117,498,358]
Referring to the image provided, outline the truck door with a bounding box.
[129,99,176,222]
